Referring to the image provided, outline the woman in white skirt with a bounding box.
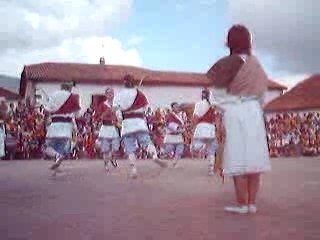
[207,24,271,214]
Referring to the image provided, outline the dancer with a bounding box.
[94,88,120,172]
[191,89,218,176]
[207,24,271,214]
[40,82,81,171]
[163,102,185,167]
[113,74,167,178]
[0,100,7,159]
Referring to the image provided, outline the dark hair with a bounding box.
[124,74,138,88]
[171,102,178,109]
[227,24,252,55]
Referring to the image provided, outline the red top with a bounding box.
[52,94,81,115]
[198,107,216,124]
[124,89,149,112]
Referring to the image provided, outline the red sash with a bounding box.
[125,89,149,112]
[52,94,81,115]
[95,102,116,125]
[166,112,183,126]
[198,107,216,124]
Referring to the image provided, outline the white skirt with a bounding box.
[221,99,271,177]
[0,128,5,158]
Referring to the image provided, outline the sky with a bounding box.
[0,0,318,89]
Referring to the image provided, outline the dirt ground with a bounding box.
[1,157,319,240]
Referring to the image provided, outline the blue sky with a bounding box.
[110,1,273,74]
[0,0,316,89]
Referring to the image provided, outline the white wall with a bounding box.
[34,82,279,114]
[35,83,204,114]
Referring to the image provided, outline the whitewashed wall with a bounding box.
[34,82,278,114]
[35,83,204,114]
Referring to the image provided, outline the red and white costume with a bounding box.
[113,88,149,136]
[44,90,80,139]
[95,101,119,139]
[193,100,216,139]
[164,112,184,144]
[113,87,166,177]
[0,117,5,158]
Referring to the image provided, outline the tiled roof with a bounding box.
[0,87,21,100]
[267,79,288,90]
[20,62,286,96]
[22,62,211,86]
[264,74,320,112]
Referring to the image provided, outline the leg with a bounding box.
[172,143,184,167]
[247,173,261,213]
[45,139,63,170]
[233,175,249,205]
[122,135,138,178]
[103,151,112,172]
[224,175,249,214]
[110,138,120,168]
[138,132,167,167]
[99,139,111,172]
[50,139,70,171]
[163,144,174,159]
[207,140,218,176]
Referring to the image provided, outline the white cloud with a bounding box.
[127,36,145,46]
[227,0,318,74]
[0,0,133,51]
[0,0,140,77]
[0,36,143,77]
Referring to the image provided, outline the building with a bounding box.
[0,87,21,104]
[264,74,320,118]
[20,59,287,113]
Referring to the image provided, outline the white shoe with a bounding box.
[208,170,214,176]
[224,205,249,214]
[248,204,257,214]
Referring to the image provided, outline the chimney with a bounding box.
[99,56,105,65]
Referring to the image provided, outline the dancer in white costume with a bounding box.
[94,88,120,172]
[207,25,271,214]
[113,74,167,178]
[163,102,185,167]
[0,101,7,158]
[40,83,81,171]
[192,89,218,176]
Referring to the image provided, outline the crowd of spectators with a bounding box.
[265,112,320,157]
[1,98,319,160]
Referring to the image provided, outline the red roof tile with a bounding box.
[267,79,288,90]
[20,62,283,96]
[264,74,320,112]
[22,62,211,86]
[0,87,21,100]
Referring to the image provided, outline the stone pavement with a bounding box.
[0,157,319,240]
